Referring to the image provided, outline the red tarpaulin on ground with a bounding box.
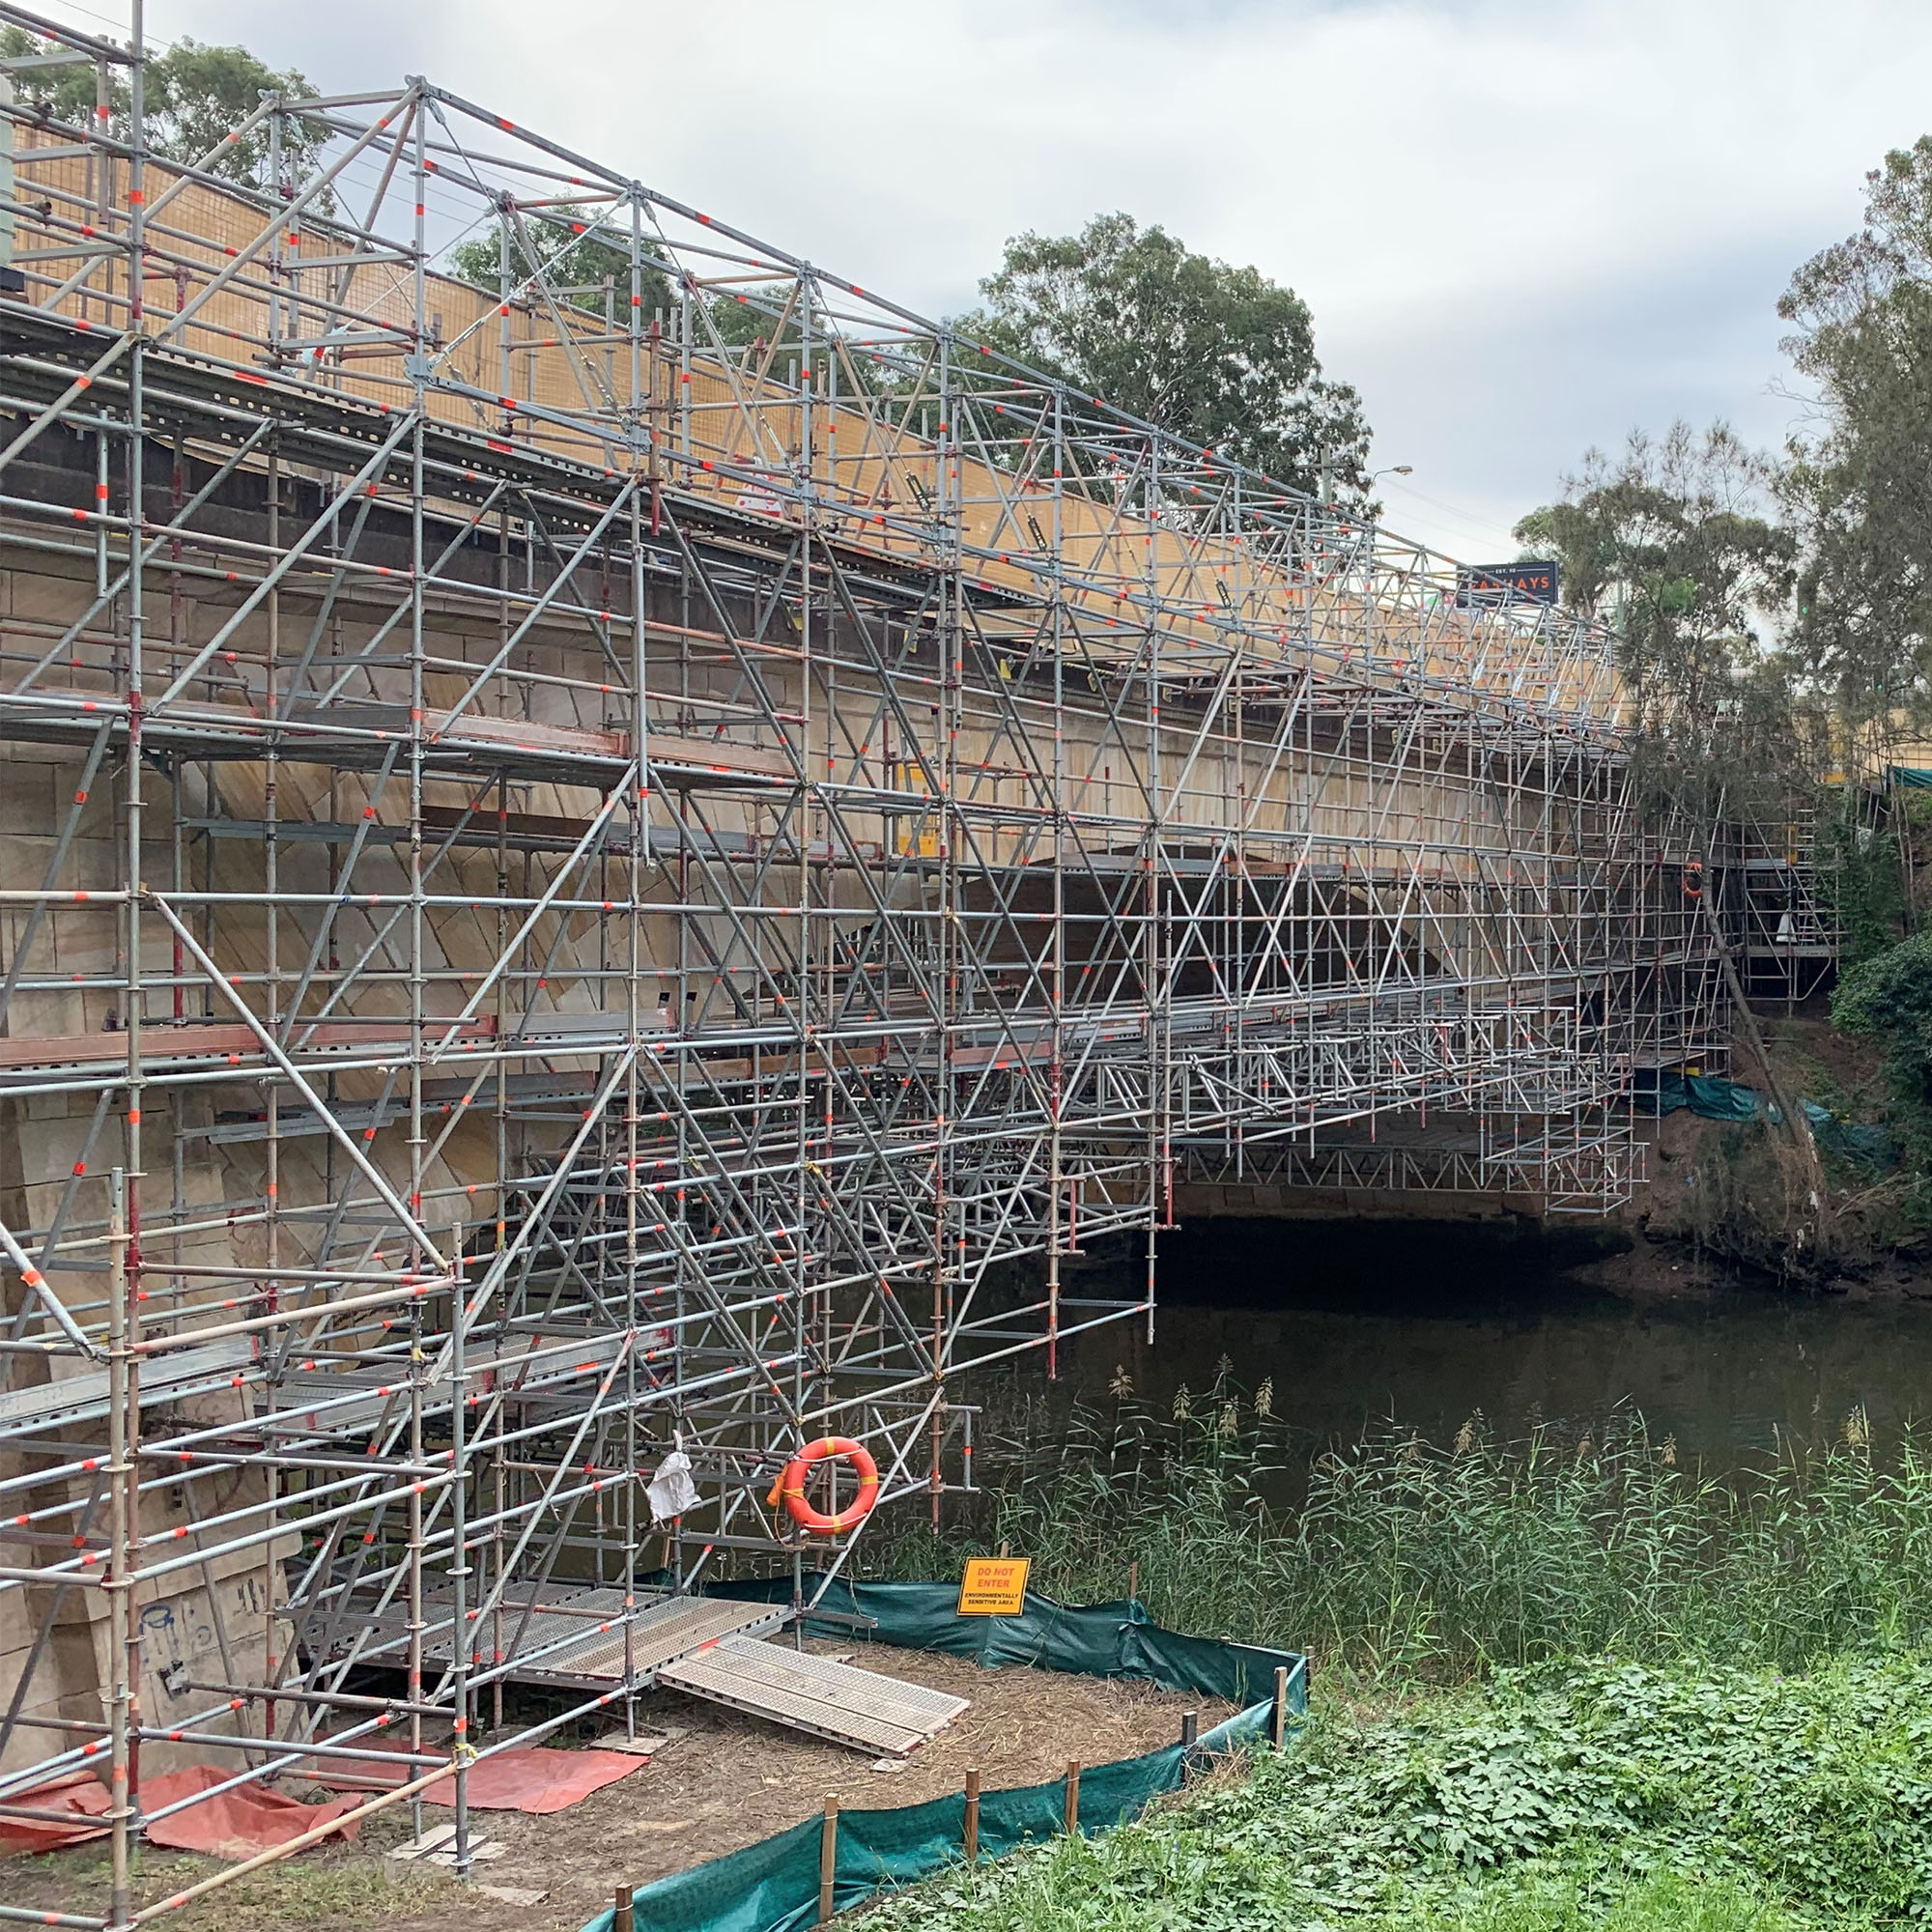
[0,1765,361,1861]
[337,1741,646,1813]
[141,1765,362,1860]
[0,1744,644,1859]
[426,1747,644,1814]
[0,1769,111,1853]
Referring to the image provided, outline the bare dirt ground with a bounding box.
[4,1640,1234,1932]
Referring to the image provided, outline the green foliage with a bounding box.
[683,278,899,392]
[1415,1866,1811,1932]
[0,31,326,188]
[443,218,673,327]
[1834,928,1932,1173]
[958,212,1374,507]
[440,226,879,397]
[0,24,107,128]
[1824,811,1911,968]
[877,1378,1932,1684]
[1781,136,1932,737]
[1511,423,1806,825]
[145,40,326,185]
[872,1657,1932,1930]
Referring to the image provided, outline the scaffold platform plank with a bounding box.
[325,1586,787,1690]
[0,1337,256,1437]
[526,1594,787,1687]
[657,1636,968,1756]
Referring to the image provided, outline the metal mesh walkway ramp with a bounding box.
[515,1592,790,1689]
[659,1636,969,1755]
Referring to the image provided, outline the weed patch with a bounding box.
[871,1656,1932,1930]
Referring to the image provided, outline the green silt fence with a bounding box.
[579,1578,1307,1932]
[1632,1069,1897,1166]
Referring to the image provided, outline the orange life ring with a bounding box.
[767,1436,879,1535]
[1682,861,1704,901]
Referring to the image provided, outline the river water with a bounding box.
[1059,1219,1932,1462]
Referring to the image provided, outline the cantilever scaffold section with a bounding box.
[0,8,1721,1921]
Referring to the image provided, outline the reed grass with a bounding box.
[874,1372,1932,1683]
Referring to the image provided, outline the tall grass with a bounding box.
[874,1373,1932,1682]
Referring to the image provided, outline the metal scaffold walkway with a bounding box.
[0,5,1726,1918]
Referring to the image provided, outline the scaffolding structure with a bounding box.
[1712,800,1838,1009]
[0,9,1722,1918]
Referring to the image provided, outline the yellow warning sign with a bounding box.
[956,1555,1031,1617]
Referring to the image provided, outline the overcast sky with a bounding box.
[54,0,1931,561]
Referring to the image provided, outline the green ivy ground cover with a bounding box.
[868,1654,1932,1930]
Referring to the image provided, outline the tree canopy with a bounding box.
[445,220,673,326]
[1779,135,1932,743]
[1513,423,1805,823]
[1506,136,1932,827]
[958,212,1374,507]
[0,31,326,188]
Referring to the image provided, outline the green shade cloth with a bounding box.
[1633,1072,1896,1166]
[1889,766,1932,788]
[706,1577,1295,1707]
[1634,1070,1762,1122]
[578,1581,1306,1932]
[1801,1098,1898,1167]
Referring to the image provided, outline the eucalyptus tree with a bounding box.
[1514,422,1805,826]
[0,29,327,187]
[1780,135,1932,747]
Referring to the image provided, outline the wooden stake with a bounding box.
[1272,1665,1289,1750]
[1063,1761,1081,1835]
[817,1798,838,1924]
[963,1768,980,1864]
[1126,1559,1139,1604]
[614,1883,635,1932]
